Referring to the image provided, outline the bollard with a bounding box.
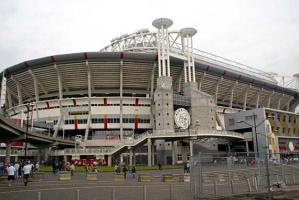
[247,178,252,192]
[292,174,296,185]
[214,180,218,195]
[257,176,260,186]
[169,184,172,200]
[285,175,288,185]
[230,180,234,194]
[276,174,279,182]
[38,191,41,200]
[254,177,258,191]
[112,187,116,200]
[143,185,147,200]
[76,189,80,200]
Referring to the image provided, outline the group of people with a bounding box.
[114,164,136,179]
[52,161,75,175]
[1,160,38,187]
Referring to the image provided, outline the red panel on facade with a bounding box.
[72,99,77,106]
[11,140,24,147]
[104,98,107,106]
[104,116,108,129]
[134,115,138,129]
[46,102,50,109]
[135,98,139,106]
[74,116,78,130]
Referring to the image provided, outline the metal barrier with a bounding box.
[191,152,299,199]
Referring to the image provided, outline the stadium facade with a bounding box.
[1,18,299,166]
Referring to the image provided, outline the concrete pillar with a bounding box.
[151,142,155,166]
[172,141,175,165]
[129,148,133,166]
[133,150,136,166]
[245,141,249,156]
[107,155,112,166]
[189,140,193,157]
[147,138,152,166]
[37,148,42,164]
[64,155,67,162]
[5,143,11,164]
[120,154,124,164]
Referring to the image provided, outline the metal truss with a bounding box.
[101,30,290,86]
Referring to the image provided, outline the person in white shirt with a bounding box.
[7,164,15,187]
[23,161,32,186]
[35,163,39,172]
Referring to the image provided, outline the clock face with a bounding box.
[174,108,191,130]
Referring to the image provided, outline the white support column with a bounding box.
[172,141,175,165]
[129,148,133,166]
[243,85,251,110]
[198,72,206,91]
[120,154,124,164]
[120,60,124,141]
[5,143,11,163]
[184,61,187,83]
[85,60,92,141]
[286,97,294,111]
[189,140,193,157]
[267,91,274,108]
[191,38,196,82]
[7,90,12,108]
[245,141,249,156]
[256,89,263,108]
[150,63,156,98]
[180,28,197,83]
[108,155,112,166]
[152,18,173,77]
[214,77,223,103]
[151,142,155,166]
[166,29,171,77]
[16,84,23,105]
[229,81,238,108]
[147,138,152,166]
[277,94,284,110]
[53,63,64,138]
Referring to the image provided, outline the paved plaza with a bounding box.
[0,169,192,200]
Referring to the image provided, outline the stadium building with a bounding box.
[1,18,299,166]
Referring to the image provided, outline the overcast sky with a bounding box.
[0,0,298,79]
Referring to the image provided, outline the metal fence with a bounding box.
[190,152,299,199]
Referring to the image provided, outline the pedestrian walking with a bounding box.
[35,162,39,172]
[123,165,128,179]
[186,162,190,173]
[131,166,136,179]
[14,162,20,179]
[7,164,15,187]
[23,161,32,186]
